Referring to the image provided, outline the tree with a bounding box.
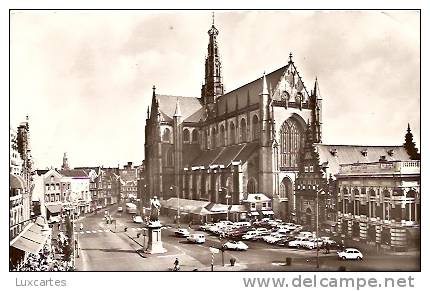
[63,214,74,261]
[403,123,420,160]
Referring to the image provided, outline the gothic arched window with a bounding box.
[252,115,260,140]
[229,122,236,145]
[240,118,247,143]
[280,177,293,199]
[247,178,257,194]
[211,128,217,149]
[279,118,304,168]
[183,129,190,143]
[220,124,226,146]
[191,129,198,143]
[166,148,173,167]
[202,129,208,149]
[162,128,171,143]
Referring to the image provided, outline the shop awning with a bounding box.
[10,222,49,255]
[46,204,62,214]
[206,202,228,213]
[229,204,247,213]
[261,210,275,215]
[190,206,213,216]
[250,211,259,216]
[10,236,43,255]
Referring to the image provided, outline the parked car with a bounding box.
[263,233,286,244]
[187,233,206,244]
[217,220,235,227]
[288,237,311,248]
[227,226,253,238]
[117,206,123,212]
[200,223,215,231]
[242,231,258,240]
[174,228,190,237]
[301,238,324,250]
[337,248,363,260]
[233,221,251,228]
[132,215,143,223]
[296,231,314,238]
[223,241,249,251]
[276,236,295,247]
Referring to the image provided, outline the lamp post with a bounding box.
[170,185,179,226]
[316,188,325,269]
[219,187,231,221]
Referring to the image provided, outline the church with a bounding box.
[144,17,322,221]
[144,17,419,229]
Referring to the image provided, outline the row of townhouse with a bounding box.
[32,166,121,223]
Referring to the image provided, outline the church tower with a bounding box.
[201,14,224,105]
[62,152,70,170]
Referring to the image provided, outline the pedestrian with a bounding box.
[173,257,179,271]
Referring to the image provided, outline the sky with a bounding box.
[10,10,420,169]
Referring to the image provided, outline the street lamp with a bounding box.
[219,187,231,221]
[170,185,179,226]
[316,188,325,269]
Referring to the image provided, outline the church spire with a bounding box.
[201,13,224,105]
[174,98,182,117]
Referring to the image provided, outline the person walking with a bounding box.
[173,257,180,271]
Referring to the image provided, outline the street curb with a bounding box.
[111,229,147,258]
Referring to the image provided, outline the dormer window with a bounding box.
[361,149,368,157]
[309,165,314,172]
[304,166,309,173]
[387,149,394,156]
[379,155,387,162]
[329,149,337,156]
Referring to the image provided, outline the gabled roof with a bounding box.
[156,95,202,121]
[183,107,204,123]
[58,169,89,178]
[216,59,311,115]
[315,144,410,177]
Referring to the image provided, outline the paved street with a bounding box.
[75,204,420,271]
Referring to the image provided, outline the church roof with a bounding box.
[315,144,410,177]
[188,142,259,168]
[156,95,202,121]
[183,107,204,123]
[183,144,202,166]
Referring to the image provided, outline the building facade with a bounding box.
[144,19,322,220]
[336,160,420,251]
[120,162,138,199]
[295,124,420,237]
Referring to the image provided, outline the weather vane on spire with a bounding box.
[212,12,215,26]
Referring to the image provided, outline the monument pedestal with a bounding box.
[145,222,166,254]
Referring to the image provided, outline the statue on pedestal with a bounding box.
[148,196,161,227]
[145,196,166,254]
